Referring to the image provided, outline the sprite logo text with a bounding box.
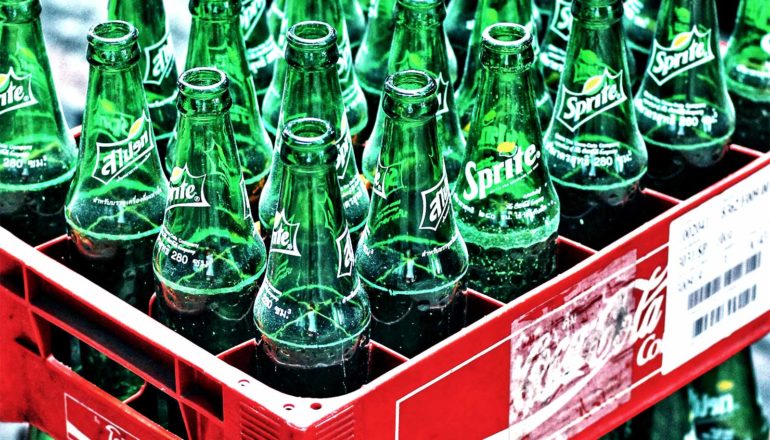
[558,68,627,132]
[144,32,175,86]
[549,0,573,42]
[0,67,37,117]
[689,387,737,420]
[420,172,451,231]
[335,226,355,278]
[240,0,265,39]
[166,165,210,210]
[648,27,715,85]
[93,115,153,184]
[271,210,301,257]
[462,143,539,201]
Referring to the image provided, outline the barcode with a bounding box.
[724,252,762,287]
[692,285,759,338]
[687,276,722,310]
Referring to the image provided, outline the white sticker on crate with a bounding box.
[663,165,770,374]
[65,394,139,440]
[507,251,637,438]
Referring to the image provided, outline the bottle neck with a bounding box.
[566,6,630,79]
[281,59,344,132]
[0,0,40,24]
[281,0,346,47]
[390,6,450,76]
[658,0,719,36]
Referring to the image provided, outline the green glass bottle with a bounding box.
[724,0,770,151]
[241,0,281,97]
[455,0,554,133]
[445,0,476,82]
[0,0,77,245]
[254,117,371,398]
[266,0,285,41]
[261,0,369,138]
[65,21,168,399]
[153,68,266,355]
[689,348,770,439]
[453,24,559,302]
[611,390,696,439]
[543,0,647,248]
[356,70,468,356]
[362,0,467,185]
[344,0,366,50]
[258,21,370,235]
[623,0,661,78]
[634,0,734,197]
[539,0,574,95]
[108,0,179,152]
[170,0,273,212]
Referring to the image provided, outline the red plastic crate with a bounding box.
[1,129,769,439]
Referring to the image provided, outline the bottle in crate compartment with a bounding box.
[64,21,169,399]
[362,0,466,185]
[453,23,560,302]
[153,67,267,355]
[168,0,273,212]
[108,0,179,155]
[254,117,371,398]
[634,0,735,196]
[0,0,77,245]
[356,70,469,357]
[258,21,370,238]
[724,0,770,152]
[542,0,648,248]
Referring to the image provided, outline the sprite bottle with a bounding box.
[153,67,267,355]
[266,0,285,41]
[258,21,370,235]
[356,70,469,356]
[623,0,661,79]
[604,390,696,439]
[455,0,554,133]
[241,0,281,97]
[724,0,770,151]
[634,0,734,198]
[108,0,179,153]
[344,0,366,50]
[65,21,169,399]
[689,348,770,439]
[543,0,647,248]
[261,0,369,139]
[0,0,77,245]
[362,0,467,184]
[445,0,476,82]
[170,0,274,212]
[254,117,371,398]
[454,23,559,302]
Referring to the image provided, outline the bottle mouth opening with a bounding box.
[282,118,335,152]
[179,67,228,94]
[384,70,437,101]
[88,21,137,48]
[482,23,532,53]
[288,21,336,49]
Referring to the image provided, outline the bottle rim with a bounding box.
[179,67,229,96]
[384,70,437,102]
[482,23,533,54]
[282,117,336,152]
[0,0,41,22]
[87,20,138,48]
[288,21,336,50]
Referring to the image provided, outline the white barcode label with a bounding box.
[663,165,770,374]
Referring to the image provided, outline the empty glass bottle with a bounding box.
[634,0,734,198]
[0,0,77,245]
[724,0,770,151]
[455,0,553,133]
[241,0,281,97]
[254,117,371,398]
[170,0,274,212]
[454,23,559,302]
[262,0,368,138]
[362,0,467,184]
[356,70,468,356]
[543,0,647,248]
[154,67,266,355]
[65,20,169,399]
[108,0,179,150]
[258,21,370,236]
